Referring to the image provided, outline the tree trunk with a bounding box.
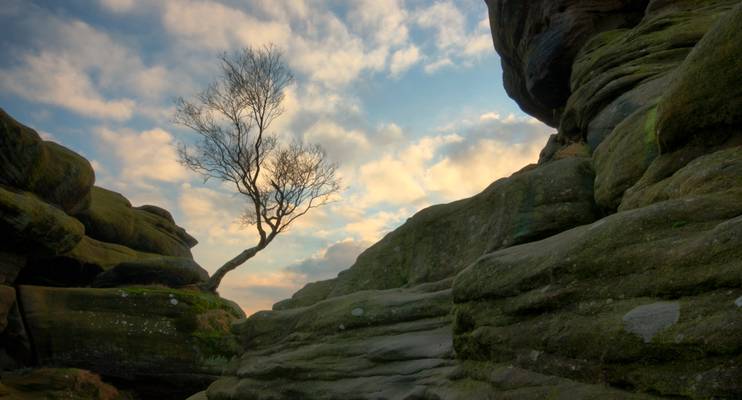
[199,245,263,293]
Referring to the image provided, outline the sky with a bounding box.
[0,0,554,315]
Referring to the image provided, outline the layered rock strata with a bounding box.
[0,109,243,398]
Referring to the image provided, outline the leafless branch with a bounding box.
[173,45,341,293]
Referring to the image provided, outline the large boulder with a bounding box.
[483,0,648,126]
[18,286,244,399]
[0,186,84,256]
[17,235,208,288]
[92,257,209,288]
[0,108,94,214]
[75,187,197,258]
[558,1,731,142]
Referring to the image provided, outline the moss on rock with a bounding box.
[0,186,84,256]
[0,109,94,215]
[560,2,734,143]
[593,104,660,210]
[75,187,197,258]
[17,286,244,397]
[452,190,742,398]
[621,146,742,209]
[324,157,598,300]
[657,3,742,152]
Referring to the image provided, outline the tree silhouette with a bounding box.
[174,45,340,293]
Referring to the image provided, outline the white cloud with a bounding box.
[285,239,370,282]
[179,186,246,242]
[303,120,371,164]
[479,112,501,121]
[390,45,421,77]
[355,134,462,207]
[0,11,178,121]
[358,156,428,205]
[289,13,386,87]
[350,113,553,208]
[0,53,135,120]
[99,0,136,13]
[424,58,454,74]
[252,0,310,22]
[349,0,409,47]
[95,127,190,184]
[130,65,170,100]
[415,1,467,52]
[344,208,414,243]
[464,33,493,56]
[161,0,292,51]
[424,139,544,199]
[375,123,405,145]
[414,0,494,73]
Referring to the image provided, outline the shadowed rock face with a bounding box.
[484,0,648,126]
[20,286,244,399]
[0,109,95,215]
[0,109,243,398]
[0,368,122,400]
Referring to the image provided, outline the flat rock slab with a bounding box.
[622,302,680,343]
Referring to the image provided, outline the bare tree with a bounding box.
[174,45,340,293]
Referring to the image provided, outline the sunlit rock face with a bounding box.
[195,1,742,399]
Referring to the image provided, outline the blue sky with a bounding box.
[0,0,553,314]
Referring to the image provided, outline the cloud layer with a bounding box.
[0,0,553,315]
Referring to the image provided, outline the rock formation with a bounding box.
[3,0,741,398]
[0,109,244,399]
[193,1,742,399]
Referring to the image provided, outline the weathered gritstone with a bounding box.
[1,0,740,398]
[583,0,741,211]
[279,156,598,309]
[0,108,233,396]
[197,284,658,400]
[18,286,245,399]
[75,186,198,258]
[0,186,85,256]
[483,0,649,127]
[0,108,94,215]
[201,2,742,398]
[453,191,742,398]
